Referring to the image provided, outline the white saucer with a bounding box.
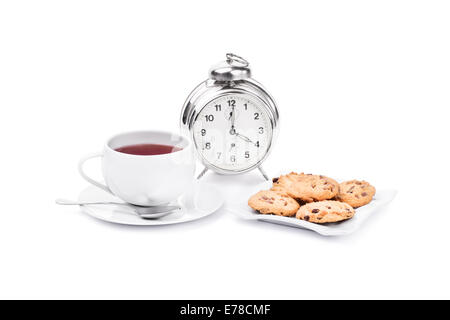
[78,182,223,226]
[227,180,397,236]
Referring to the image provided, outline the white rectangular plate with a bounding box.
[227,181,397,236]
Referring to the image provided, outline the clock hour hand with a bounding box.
[235,132,257,146]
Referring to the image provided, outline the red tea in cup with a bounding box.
[115,143,182,156]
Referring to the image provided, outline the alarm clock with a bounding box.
[180,53,279,180]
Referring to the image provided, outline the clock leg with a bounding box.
[197,167,209,180]
[258,166,269,181]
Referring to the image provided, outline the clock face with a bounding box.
[192,93,273,172]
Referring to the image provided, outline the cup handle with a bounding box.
[78,152,112,194]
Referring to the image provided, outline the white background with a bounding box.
[1,0,449,299]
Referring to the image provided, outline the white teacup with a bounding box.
[79,130,195,206]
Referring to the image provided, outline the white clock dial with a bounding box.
[193,94,273,172]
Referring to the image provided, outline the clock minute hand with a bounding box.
[230,106,236,128]
[228,106,237,135]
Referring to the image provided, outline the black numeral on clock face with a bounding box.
[201,129,206,136]
[254,113,260,120]
[244,103,248,110]
[245,151,250,158]
[215,104,221,111]
[230,155,236,162]
[227,100,236,107]
[205,142,211,150]
[256,141,260,147]
[205,115,214,122]
[258,127,264,134]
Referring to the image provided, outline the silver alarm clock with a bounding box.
[180,53,279,180]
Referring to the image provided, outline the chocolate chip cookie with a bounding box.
[273,172,339,202]
[337,180,376,208]
[270,179,290,196]
[296,200,355,223]
[248,190,300,217]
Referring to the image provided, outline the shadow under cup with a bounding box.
[103,131,195,206]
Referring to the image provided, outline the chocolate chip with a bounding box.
[347,186,355,193]
[304,215,310,221]
[362,192,368,197]
[356,181,362,185]
[312,209,320,213]
[272,177,279,183]
[319,175,324,179]
[262,196,269,200]
[327,206,331,209]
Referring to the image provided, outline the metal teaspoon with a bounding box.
[55,198,180,219]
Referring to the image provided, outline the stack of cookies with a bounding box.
[248,172,376,224]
